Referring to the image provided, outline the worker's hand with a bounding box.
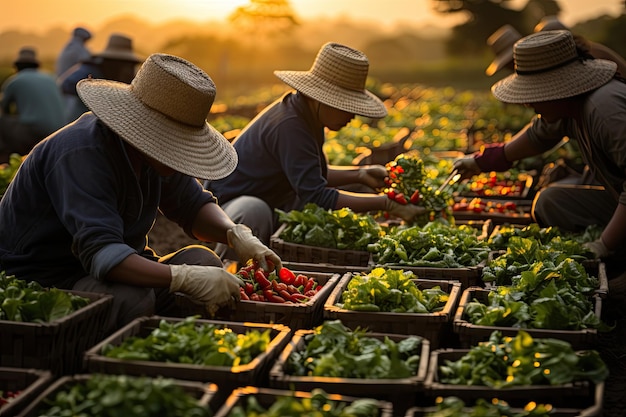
[358,165,388,189]
[227,224,283,271]
[169,264,243,312]
[583,238,612,259]
[385,198,428,223]
[453,157,481,181]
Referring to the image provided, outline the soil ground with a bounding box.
[147,213,626,416]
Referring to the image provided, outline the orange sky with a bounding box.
[1,0,623,33]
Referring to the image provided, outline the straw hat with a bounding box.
[14,47,39,66]
[491,30,617,104]
[534,15,568,33]
[96,33,143,63]
[485,24,522,76]
[274,42,387,119]
[77,53,238,180]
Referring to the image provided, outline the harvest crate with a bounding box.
[452,208,533,226]
[0,290,113,376]
[217,270,344,329]
[453,287,603,350]
[270,224,372,267]
[424,349,602,410]
[268,328,430,414]
[214,386,394,417]
[17,374,219,417]
[83,316,291,397]
[282,261,369,275]
[0,368,53,417]
[381,264,484,290]
[323,274,462,348]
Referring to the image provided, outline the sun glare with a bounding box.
[157,0,251,21]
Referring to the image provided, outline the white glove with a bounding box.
[169,264,243,312]
[583,238,612,259]
[453,157,481,181]
[227,224,283,271]
[358,165,388,189]
[385,199,427,223]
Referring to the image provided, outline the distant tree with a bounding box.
[431,0,561,55]
[228,0,299,36]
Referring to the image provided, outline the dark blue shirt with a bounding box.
[0,113,215,289]
[208,92,339,211]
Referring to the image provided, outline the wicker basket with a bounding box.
[453,287,603,350]
[268,328,430,415]
[0,368,53,417]
[424,349,601,409]
[214,386,395,417]
[323,274,462,348]
[83,316,291,396]
[16,374,219,417]
[0,290,113,376]
[270,224,372,267]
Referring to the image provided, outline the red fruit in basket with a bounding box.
[387,189,397,199]
[394,193,408,205]
[409,190,421,204]
[255,269,271,289]
[294,274,307,287]
[279,267,296,284]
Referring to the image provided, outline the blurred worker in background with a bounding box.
[206,42,426,261]
[58,33,143,123]
[55,26,93,79]
[454,30,626,263]
[0,47,66,163]
[0,53,281,335]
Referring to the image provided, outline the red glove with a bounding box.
[474,143,513,172]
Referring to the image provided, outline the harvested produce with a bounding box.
[425,396,553,417]
[338,267,449,313]
[236,262,323,303]
[102,316,271,366]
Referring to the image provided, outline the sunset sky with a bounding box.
[1,0,623,33]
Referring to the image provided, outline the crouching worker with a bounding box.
[0,53,282,335]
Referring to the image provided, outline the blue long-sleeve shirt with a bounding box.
[0,113,215,289]
[208,91,339,211]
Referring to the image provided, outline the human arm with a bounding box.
[335,191,427,223]
[327,165,387,189]
[585,202,626,258]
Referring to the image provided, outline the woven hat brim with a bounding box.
[492,59,617,103]
[274,71,387,119]
[77,79,237,180]
[486,49,514,76]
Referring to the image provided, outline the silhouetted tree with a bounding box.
[228,0,299,37]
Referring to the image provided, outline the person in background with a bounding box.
[58,33,143,123]
[55,26,93,79]
[0,53,281,335]
[206,42,426,261]
[453,30,625,263]
[485,24,522,77]
[0,47,66,163]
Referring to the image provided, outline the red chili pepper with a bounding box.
[255,269,271,289]
[304,278,316,293]
[394,193,408,205]
[244,282,254,295]
[279,267,296,284]
[387,189,397,199]
[239,288,250,301]
[291,293,309,302]
[409,189,421,204]
[249,293,261,302]
[279,289,295,302]
[264,289,285,303]
[294,274,307,287]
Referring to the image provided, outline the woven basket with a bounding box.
[0,367,53,417]
[324,275,462,348]
[0,290,113,376]
[270,224,372,267]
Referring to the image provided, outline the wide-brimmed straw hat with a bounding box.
[485,24,522,76]
[77,53,238,180]
[491,30,617,104]
[274,42,387,119]
[14,47,39,66]
[95,33,143,63]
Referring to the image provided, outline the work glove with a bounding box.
[583,238,612,259]
[453,157,482,181]
[385,198,427,223]
[358,165,388,189]
[169,264,243,314]
[227,224,283,271]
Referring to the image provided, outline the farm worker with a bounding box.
[453,30,626,262]
[55,26,93,79]
[0,53,282,335]
[485,24,522,77]
[0,47,66,163]
[58,33,143,123]
[206,42,426,261]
